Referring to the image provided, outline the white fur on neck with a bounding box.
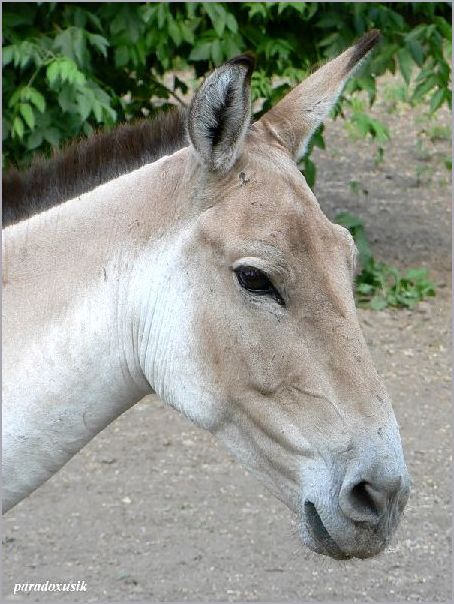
[2,271,148,510]
[2,156,187,511]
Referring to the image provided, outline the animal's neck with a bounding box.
[2,149,191,511]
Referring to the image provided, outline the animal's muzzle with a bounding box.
[301,448,411,559]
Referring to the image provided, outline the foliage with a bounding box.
[2,2,452,174]
[335,212,436,309]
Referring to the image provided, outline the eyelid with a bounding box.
[231,256,290,285]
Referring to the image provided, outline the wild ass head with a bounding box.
[134,31,410,559]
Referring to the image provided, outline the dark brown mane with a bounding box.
[2,107,188,227]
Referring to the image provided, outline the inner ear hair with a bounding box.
[187,54,255,174]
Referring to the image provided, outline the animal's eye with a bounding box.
[234,266,285,306]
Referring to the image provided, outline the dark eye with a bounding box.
[234,266,285,306]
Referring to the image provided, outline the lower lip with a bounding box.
[304,501,350,559]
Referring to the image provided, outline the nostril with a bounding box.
[340,479,388,524]
[350,481,383,519]
[340,466,410,526]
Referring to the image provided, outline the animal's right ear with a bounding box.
[187,55,255,174]
[256,30,380,163]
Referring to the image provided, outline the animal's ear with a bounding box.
[256,30,380,162]
[187,55,255,173]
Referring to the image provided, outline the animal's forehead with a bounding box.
[200,148,344,259]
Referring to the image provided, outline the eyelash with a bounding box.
[234,265,285,307]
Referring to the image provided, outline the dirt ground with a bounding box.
[3,81,452,602]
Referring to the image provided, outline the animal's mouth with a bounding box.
[303,501,351,560]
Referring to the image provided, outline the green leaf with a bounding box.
[406,39,424,67]
[369,118,390,144]
[17,43,33,70]
[246,3,268,20]
[226,13,238,33]
[115,46,129,67]
[370,296,388,311]
[19,103,35,129]
[86,11,103,32]
[356,283,374,296]
[189,42,212,61]
[211,39,223,65]
[179,21,195,44]
[406,267,430,281]
[43,127,60,146]
[397,47,413,85]
[77,92,92,121]
[92,100,103,123]
[433,16,452,41]
[26,129,43,150]
[204,3,225,37]
[318,32,339,49]
[53,27,87,68]
[2,45,14,66]
[430,88,445,113]
[12,116,24,139]
[156,3,169,30]
[168,18,182,46]
[2,9,35,29]
[302,156,316,188]
[87,33,109,58]
[46,61,60,86]
[45,58,75,85]
[355,76,377,104]
[82,122,94,137]
[311,125,325,150]
[25,87,46,113]
[412,74,438,102]
[72,28,86,67]
[8,88,21,108]
[223,35,243,59]
[335,212,364,231]
[102,104,117,123]
[58,87,77,113]
[2,118,10,142]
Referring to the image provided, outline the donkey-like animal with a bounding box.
[3,31,410,559]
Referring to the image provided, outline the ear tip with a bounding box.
[360,29,381,48]
[226,53,256,78]
[347,29,381,70]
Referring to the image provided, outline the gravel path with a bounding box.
[3,81,451,602]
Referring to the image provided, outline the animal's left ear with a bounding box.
[188,55,255,173]
[256,30,380,162]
